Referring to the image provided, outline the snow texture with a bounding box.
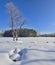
[0,37,55,65]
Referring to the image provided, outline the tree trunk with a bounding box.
[12,31,15,41]
[11,16,15,41]
[16,30,18,41]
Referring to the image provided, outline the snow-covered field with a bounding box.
[0,37,55,65]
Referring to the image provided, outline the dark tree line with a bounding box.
[39,33,55,37]
[3,28,37,37]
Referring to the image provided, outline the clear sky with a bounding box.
[0,0,55,33]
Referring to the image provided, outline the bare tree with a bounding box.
[6,2,27,41]
[6,2,21,41]
[18,18,27,37]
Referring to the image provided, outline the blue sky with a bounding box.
[0,0,55,33]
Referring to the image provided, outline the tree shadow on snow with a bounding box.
[12,48,55,62]
[20,59,55,65]
[16,48,28,61]
[0,51,8,53]
[10,48,55,65]
[27,49,55,52]
[20,49,55,65]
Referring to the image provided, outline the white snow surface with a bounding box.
[0,37,55,65]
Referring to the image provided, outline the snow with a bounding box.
[0,37,55,65]
[9,48,21,57]
[9,48,21,61]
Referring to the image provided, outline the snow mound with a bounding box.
[9,48,21,61]
[8,48,27,62]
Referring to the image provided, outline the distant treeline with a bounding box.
[39,34,55,37]
[1,29,55,37]
[3,28,37,37]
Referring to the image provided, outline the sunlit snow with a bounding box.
[0,37,55,65]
